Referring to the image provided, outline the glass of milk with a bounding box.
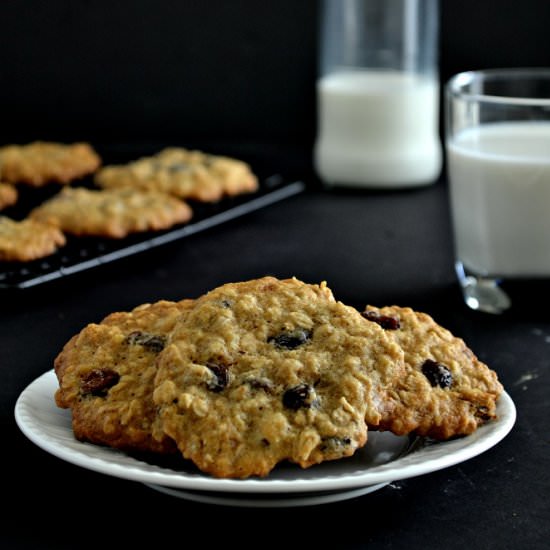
[314,0,442,188]
[446,68,550,313]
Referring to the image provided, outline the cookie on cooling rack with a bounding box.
[153,276,405,479]
[0,141,101,186]
[0,182,17,210]
[94,147,258,202]
[362,305,503,439]
[0,216,66,261]
[29,186,193,238]
[54,299,195,454]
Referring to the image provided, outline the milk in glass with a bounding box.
[315,0,441,188]
[448,121,550,276]
[315,69,441,187]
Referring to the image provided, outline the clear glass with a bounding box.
[445,68,550,314]
[314,0,442,188]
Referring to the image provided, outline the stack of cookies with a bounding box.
[0,142,258,261]
[53,276,504,479]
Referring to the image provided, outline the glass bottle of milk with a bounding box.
[314,0,442,188]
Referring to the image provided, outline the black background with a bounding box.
[0,0,549,148]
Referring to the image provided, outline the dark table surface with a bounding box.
[2,144,548,549]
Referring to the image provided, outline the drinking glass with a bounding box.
[314,0,442,188]
[445,68,550,313]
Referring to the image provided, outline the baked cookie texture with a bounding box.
[29,186,193,238]
[54,299,194,454]
[362,305,503,439]
[153,276,406,479]
[51,276,506,479]
[0,141,101,186]
[0,216,66,261]
[94,147,258,202]
[0,182,17,210]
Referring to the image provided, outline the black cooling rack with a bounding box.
[0,173,305,289]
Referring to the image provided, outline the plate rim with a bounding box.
[15,370,516,495]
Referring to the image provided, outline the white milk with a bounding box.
[447,122,550,277]
[314,70,442,187]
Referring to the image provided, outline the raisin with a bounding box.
[125,331,166,352]
[421,359,453,388]
[81,368,120,397]
[206,362,230,392]
[476,406,492,421]
[362,310,400,330]
[268,328,312,349]
[282,383,315,410]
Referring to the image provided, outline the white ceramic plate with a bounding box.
[15,370,516,507]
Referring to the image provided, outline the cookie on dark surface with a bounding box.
[0,216,66,261]
[362,305,503,439]
[54,299,194,454]
[94,147,258,202]
[29,186,193,238]
[0,141,101,186]
[153,276,406,479]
